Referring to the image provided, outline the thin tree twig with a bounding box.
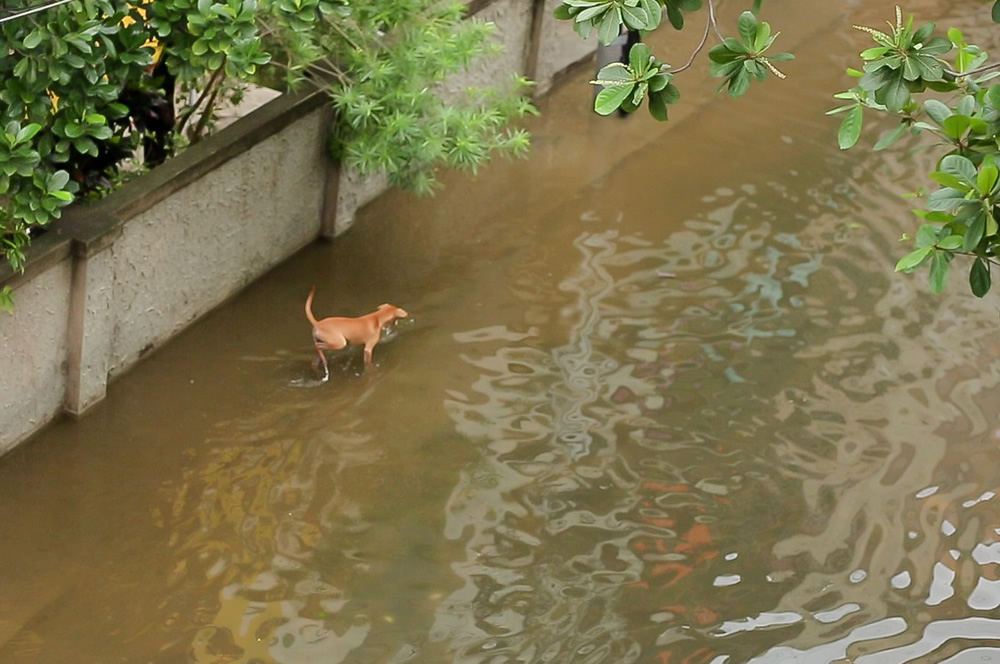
[944,61,1000,79]
[269,56,349,86]
[707,0,725,43]
[950,250,1000,268]
[669,8,712,74]
[316,57,350,85]
[191,83,222,142]
[175,59,227,135]
[323,14,364,52]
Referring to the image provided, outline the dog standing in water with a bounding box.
[305,286,409,380]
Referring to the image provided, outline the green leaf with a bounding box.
[48,170,70,191]
[913,22,935,44]
[753,21,772,53]
[956,95,975,117]
[941,114,970,140]
[971,258,991,297]
[737,11,758,47]
[14,124,41,144]
[923,98,951,126]
[721,37,748,55]
[0,286,13,313]
[744,59,766,81]
[916,224,940,248]
[987,85,1000,111]
[73,136,98,156]
[575,4,608,23]
[639,0,661,29]
[710,60,741,78]
[902,56,922,81]
[708,44,739,64]
[895,246,932,272]
[594,83,635,115]
[874,122,907,151]
[662,81,680,105]
[978,165,999,195]
[64,122,85,139]
[964,210,987,250]
[838,105,863,150]
[648,86,673,121]
[919,36,952,55]
[727,68,751,97]
[649,72,671,92]
[955,202,982,226]
[928,171,969,191]
[914,210,953,222]
[665,2,683,29]
[926,187,969,211]
[628,43,652,73]
[593,62,633,84]
[913,54,944,80]
[23,30,44,50]
[598,6,622,45]
[859,65,896,92]
[621,3,649,30]
[88,126,113,141]
[882,73,910,113]
[993,0,1000,23]
[940,154,978,187]
[826,103,856,115]
[928,250,950,293]
[631,81,648,106]
[860,46,888,60]
[936,235,963,251]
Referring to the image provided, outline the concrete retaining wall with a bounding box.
[0,0,598,456]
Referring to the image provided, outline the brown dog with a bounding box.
[305,285,408,380]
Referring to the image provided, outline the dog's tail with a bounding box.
[305,285,319,326]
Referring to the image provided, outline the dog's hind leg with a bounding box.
[314,343,330,382]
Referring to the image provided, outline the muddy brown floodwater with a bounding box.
[4,1,1000,662]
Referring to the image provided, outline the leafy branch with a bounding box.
[559,0,793,120]
[833,5,1000,298]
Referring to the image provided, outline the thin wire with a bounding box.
[0,0,76,25]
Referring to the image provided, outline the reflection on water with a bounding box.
[4,0,1000,662]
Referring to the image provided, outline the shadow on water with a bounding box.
[4,0,1000,662]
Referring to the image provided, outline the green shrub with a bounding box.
[0,0,534,298]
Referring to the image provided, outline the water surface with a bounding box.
[3,1,1000,662]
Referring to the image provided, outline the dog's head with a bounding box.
[377,303,409,323]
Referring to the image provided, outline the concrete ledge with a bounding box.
[0,91,335,452]
[62,90,330,256]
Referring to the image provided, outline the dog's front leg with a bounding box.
[362,329,383,367]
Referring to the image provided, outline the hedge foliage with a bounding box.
[0,0,534,308]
